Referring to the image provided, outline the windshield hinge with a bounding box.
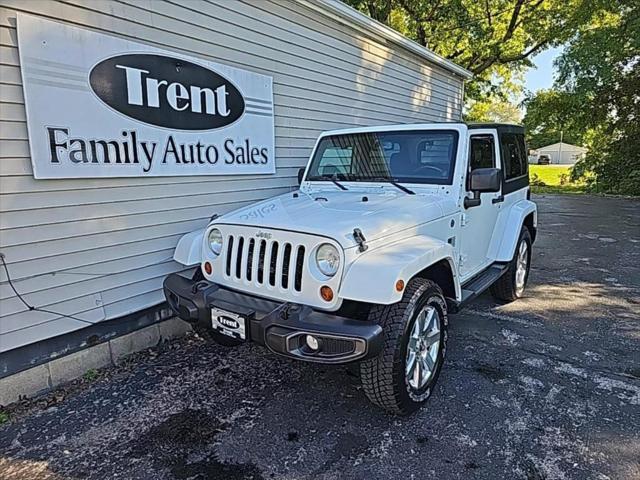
[353,228,368,252]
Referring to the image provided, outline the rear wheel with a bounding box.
[490,227,532,302]
[360,278,448,415]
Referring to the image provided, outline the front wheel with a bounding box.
[490,227,532,302]
[360,278,448,415]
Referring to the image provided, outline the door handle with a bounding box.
[492,195,504,204]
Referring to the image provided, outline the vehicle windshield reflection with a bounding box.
[306,130,459,186]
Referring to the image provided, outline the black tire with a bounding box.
[190,269,243,347]
[360,278,448,415]
[490,226,532,302]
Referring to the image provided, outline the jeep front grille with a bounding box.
[224,235,305,292]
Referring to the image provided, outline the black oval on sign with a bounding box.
[219,316,239,329]
[89,54,245,130]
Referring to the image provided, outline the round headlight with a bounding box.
[315,243,340,277]
[208,228,223,256]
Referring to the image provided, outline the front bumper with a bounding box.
[163,273,383,364]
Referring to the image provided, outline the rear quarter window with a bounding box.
[501,133,528,180]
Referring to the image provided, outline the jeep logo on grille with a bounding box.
[217,315,239,329]
[89,54,245,130]
[255,231,272,239]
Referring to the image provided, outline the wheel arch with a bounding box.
[173,228,205,266]
[494,200,537,262]
[415,258,457,301]
[523,211,537,242]
[339,235,461,305]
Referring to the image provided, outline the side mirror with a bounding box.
[297,168,305,185]
[464,168,502,209]
[469,167,501,193]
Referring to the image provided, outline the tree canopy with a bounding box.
[345,0,586,75]
[525,0,639,194]
[344,0,639,194]
[522,90,585,149]
[343,0,592,119]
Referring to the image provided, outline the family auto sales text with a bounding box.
[47,127,270,172]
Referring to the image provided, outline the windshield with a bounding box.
[306,130,459,185]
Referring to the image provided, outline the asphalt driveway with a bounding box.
[1,194,639,480]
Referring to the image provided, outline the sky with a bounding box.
[524,46,563,94]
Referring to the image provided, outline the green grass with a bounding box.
[0,411,9,425]
[529,165,586,194]
[83,369,99,381]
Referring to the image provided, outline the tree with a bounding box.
[555,0,640,194]
[345,0,639,194]
[343,0,592,99]
[465,69,524,123]
[346,0,574,74]
[466,95,523,123]
[522,89,585,148]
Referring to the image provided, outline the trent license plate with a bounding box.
[211,307,247,340]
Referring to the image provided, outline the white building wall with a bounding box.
[537,143,587,165]
[0,0,466,353]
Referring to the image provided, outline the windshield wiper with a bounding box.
[312,174,348,191]
[368,176,415,195]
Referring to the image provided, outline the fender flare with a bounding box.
[339,235,460,305]
[494,200,537,262]
[173,229,205,266]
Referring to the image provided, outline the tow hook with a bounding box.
[191,280,210,294]
[279,303,311,321]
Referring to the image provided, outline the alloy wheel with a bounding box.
[405,305,441,390]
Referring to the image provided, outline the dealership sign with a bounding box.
[17,14,275,178]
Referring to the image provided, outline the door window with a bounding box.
[469,135,495,170]
[467,135,496,190]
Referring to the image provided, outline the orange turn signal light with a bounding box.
[395,279,405,292]
[320,285,334,302]
[204,262,212,275]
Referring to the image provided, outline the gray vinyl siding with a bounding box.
[0,0,464,353]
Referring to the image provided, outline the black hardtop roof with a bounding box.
[467,122,525,133]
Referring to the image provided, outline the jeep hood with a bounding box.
[218,188,456,249]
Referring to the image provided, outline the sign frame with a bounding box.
[17,14,275,179]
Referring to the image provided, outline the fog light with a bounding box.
[305,335,320,351]
[320,285,334,302]
[204,262,212,275]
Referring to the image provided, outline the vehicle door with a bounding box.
[459,130,503,279]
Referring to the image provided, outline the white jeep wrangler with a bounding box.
[163,122,537,414]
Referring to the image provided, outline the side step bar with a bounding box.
[461,263,510,304]
[447,262,509,312]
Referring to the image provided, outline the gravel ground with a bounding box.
[1,194,639,480]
